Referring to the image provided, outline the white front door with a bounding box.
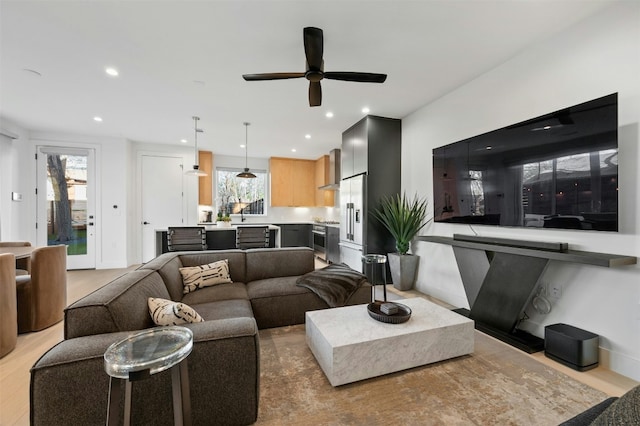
[141,155,185,262]
[36,147,96,270]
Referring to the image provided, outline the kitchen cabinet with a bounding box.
[326,225,340,264]
[315,155,334,207]
[340,115,401,272]
[341,115,400,180]
[277,224,312,248]
[198,150,213,206]
[270,157,316,206]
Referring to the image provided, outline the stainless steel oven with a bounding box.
[312,224,326,261]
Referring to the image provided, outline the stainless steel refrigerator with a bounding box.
[339,173,366,271]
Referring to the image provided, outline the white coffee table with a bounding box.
[305,297,474,386]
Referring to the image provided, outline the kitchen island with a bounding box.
[155,225,280,256]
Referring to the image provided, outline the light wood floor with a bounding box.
[1,265,637,425]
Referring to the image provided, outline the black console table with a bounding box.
[418,234,637,353]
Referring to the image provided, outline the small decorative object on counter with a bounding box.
[216,211,232,228]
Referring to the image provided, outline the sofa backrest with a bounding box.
[141,250,247,300]
[64,269,169,339]
[245,247,314,282]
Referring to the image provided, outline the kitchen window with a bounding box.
[216,168,267,216]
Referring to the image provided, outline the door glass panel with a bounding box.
[46,153,88,255]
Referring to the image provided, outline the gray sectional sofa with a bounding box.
[30,247,371,425]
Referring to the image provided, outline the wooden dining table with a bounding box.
[0,246,35,259]
[0,246,36,272]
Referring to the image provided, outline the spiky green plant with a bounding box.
[372,192,430,255]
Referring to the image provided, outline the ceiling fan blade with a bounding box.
[243,73,305,81]
[324,72,387,83]
[304,27,323,70]
[309,81,322,107]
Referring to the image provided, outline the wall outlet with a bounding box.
[549,283,562,299]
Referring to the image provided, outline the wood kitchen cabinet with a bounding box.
[198,150,213,206]
[270,157,316,206]
[315,155,334,207]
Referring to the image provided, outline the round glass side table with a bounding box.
[362,254,388,302]
[104,326,194,426]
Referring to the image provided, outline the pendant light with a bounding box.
[237,122,256,178]
[185,116,207,176]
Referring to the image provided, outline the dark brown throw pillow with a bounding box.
[296,263,367,308]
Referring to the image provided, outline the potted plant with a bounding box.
[216,211,232,228]
[372,192,430,290]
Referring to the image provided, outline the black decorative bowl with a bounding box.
[367,301,412,324]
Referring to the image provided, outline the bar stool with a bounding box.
[104,326,194,426]
[362,254,388,302]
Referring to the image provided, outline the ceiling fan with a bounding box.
[242,27,387,107]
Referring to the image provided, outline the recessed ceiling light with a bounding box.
[180,139,187,144]
[93,116,103,122]
[325,112,334,118]
[291,148,297,152]
[305,134,311,139]
[362,107,370,114]
[240,144,246,148]
[105,67,119,77]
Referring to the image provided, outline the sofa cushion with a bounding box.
[64,269,170,339]
[296,263,367,307]
[180,259,232,294]
[191,299,254,322]
[246,276,310,299]
[148,297,204,325]
[591,385,640,425]
[139,253,185,301]
[247,276,372,329]
[181,282,248,306]
[245,247,314,282]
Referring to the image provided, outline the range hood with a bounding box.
[318,148,341,190]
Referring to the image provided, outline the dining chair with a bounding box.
[15,245,67,333]
[0,241,31,274]
[236,226,270,249]
[0,253,18,357]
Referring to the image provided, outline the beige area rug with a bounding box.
[256,325,607,425]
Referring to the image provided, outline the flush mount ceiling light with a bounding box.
[105,67,119,77]
[185,116,207,176]
[237,122,256,179]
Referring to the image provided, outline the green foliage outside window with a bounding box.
[216,168,266,215]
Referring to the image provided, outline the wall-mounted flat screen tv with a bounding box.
[432,93,618,231]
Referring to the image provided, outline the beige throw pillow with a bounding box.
[148,297,204,326]
[179,259,232,294]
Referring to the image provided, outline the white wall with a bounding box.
[402,2,640,380]
[28,132,131,269]
[0,120,132,269]
[0,121,32,242]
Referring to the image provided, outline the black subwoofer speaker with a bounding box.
[544,323,599,371]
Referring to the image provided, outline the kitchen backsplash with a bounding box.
[198,206,341,224]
